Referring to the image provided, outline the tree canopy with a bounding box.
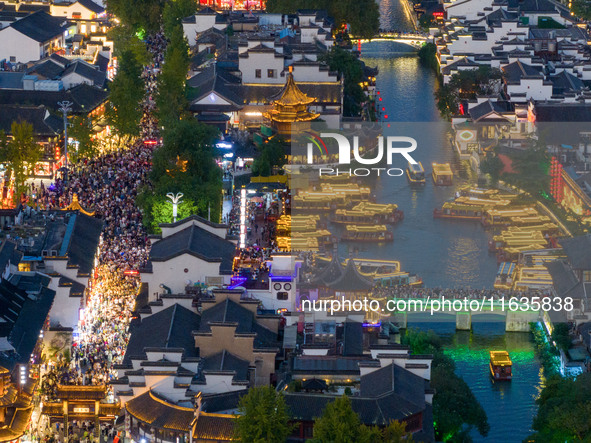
[107,49,145,141]
[105,0,165,31]
[138,119,222,231]
[252,138,287,177]
[402,329,490,442]
[108,24,150,64]
[571,0,591,20]
[233,386,292,443]
[68,115,98,163]
[319,46,366,117]
[436,67,502,119]
[501,140,550,197]
[313,395,379,443]
[266,0,379,38]
[528,373,591,442]
[479,153,504,185]
[0,122,43,204]
[156,25,191,128]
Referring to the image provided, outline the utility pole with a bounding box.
[57,101,73,182]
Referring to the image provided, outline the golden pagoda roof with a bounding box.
[61,194,95,217]
[274,72,316,106]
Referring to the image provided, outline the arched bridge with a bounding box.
[351,33,430,49]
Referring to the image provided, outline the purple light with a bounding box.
[362,321,381,328]
[229,276,247,289]
[268,274,293,281]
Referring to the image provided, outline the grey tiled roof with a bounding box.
[0,83,109,113]
[201,389,246,412]
[502,60,543,83]
[559,235,591,269]
[10,11,67,43]
[0,105,62,136]
[0,279,55,371]
[198,298,279,348]
[62,60,107,87]
[65,213,103,275]
[201,349,250,381]
[124,304,201,364]
[149,224,236,274]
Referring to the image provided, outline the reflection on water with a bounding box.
[410,321,543,442]
[358,9,544,438]
[378,0,415,32]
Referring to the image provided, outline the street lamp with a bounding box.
[57,100,73,182]
[166,192,183,222]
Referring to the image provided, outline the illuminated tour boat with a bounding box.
[331,202,404,225]
[341,224,394,242]
[406,161,426,185]
[432,162,453,186]
[489,351,512,381]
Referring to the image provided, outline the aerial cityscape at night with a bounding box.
[0,0,590,441]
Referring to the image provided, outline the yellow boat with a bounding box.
[490,351,512,381]
[406,161,426,185]
[342,225,393,242]
[432,163,453,186]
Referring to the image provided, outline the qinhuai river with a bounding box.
[350,1,546,441]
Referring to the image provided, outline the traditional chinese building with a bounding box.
[124,390,235,443]
[263,67,320,137]
[0,366,35,443]
[41,385,120,439]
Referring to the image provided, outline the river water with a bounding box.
[352,2,545,441]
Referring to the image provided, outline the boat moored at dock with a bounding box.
[432,163,453,186]
[341,224,394,242]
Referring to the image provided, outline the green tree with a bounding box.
[402,329,489,442]
[479,153,504,185]
[68,115,97,162]
[383,419,415,443]
[504,140,550,196]
[449,66,502,99]
[419,13,435,31]
[339,0,380,39]
[434,84,459,120]
[313,395,376,443]
[105,0,164,31]
[138,118,222,231]
[252,138,287,177]
[528,373,591,442]
[551,323,571,352]
[571,0,591,20]
[108,24,150,64]
[266,0,379,38]
[319,46,366,116]
[418,42,438,72]
[233,386,292,443]
[162,0,197,37]
[0,122,43,204]
[107,49,144,142]
[148,198,198,233]
[157,21,191,128]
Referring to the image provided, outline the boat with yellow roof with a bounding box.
[342,225,393,242]
[432,163,453,186]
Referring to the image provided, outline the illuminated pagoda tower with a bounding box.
[263,66,320,137]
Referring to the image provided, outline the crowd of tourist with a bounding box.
[140,30,167,140]
[37,30,168,408]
